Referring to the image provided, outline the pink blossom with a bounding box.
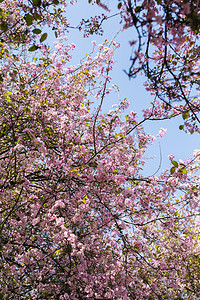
[157,128,167,138]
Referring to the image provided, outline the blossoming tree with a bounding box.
[0,0,200,299]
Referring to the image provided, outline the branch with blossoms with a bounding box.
[1,1,200,299]
[90,0,200,131]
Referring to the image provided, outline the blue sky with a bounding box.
[53,0,200,176]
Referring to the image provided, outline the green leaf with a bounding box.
[53,0,59,4]
[0,0,5,3]
[34,14,42,20]
[54,31,58,38]
[32,28,41,34]
[190,128,194,134]
[171,160,178,168]
[0,22,8,32]
[28,45,38,52]
[40,33,47,43]
[135,6,142,13]
[179,125,184,130]
[182,112,189,120]
[52,249,62,257]
[118,2,122,9]
[32,0,41,6]
[179,167,187,175]
[156,0,161,3]
[25,14,33,26]
[170,167,176,175]
[88,0,92,2]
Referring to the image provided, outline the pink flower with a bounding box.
[157,128,167,138]
[168,154,175,161]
